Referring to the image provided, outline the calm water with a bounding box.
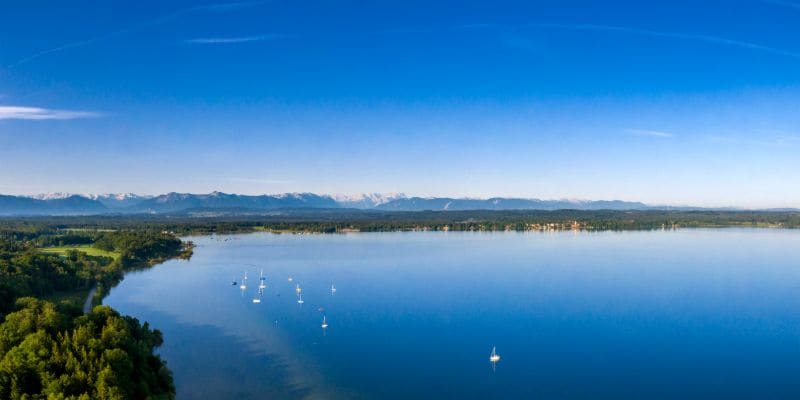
[105,229,800,399]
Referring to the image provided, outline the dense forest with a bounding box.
[0,228,187,399]
[0,230,185,315]
[0,299,173,399]
[1,209,798,235]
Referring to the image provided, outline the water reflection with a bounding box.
[106,230,800,399]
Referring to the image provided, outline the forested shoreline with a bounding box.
[2,209,799,235]
[0,228,189,399]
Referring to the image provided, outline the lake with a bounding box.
[104,229,800,399]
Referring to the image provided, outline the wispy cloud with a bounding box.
[197,0,269,11]
[705,132,800,146]
[523,23,800,60]
[185,34,283,44]
[369,27,434,36]
[8,1,269,67]
[0,106,101,120]
[627,129,675,138]
[228,178,291,185]
[453,23,501,30]
[454,22,800,60]
[776,134,800,144]
[762,0,800,11]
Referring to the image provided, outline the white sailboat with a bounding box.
[252,293,261,303]
[259,270,267,289]
[288,276,293,282]
[295,283,302,294]
[330,283,337,294]
[490,346,501,363]
[297,293,304,304]
[239,271,247,290]
[321,315,328,329]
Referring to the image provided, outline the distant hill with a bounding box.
[0,194,107,215]
[1,192,787,216]
[26,193,151,209]
[0,192,339,215]
[374,197,650,211]
[129,192,340,213]
[87,193,152,209]
[332,193,407,209]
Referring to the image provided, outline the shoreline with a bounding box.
[82,286,97,313]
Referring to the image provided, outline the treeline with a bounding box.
[2,209,799,235]
[0,229,185,399]
[0,231,184,316]
[94,231,185,267]
[92,231,187,300]
[0,299,173,399]
[0,244,103,316]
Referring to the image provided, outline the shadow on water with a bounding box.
[104,253,350,399]
[120,306,313,400]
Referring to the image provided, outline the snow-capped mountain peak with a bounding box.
[27,192,76,200]
[332,193,407,208]
[86,193,152,201]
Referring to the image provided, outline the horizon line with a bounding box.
[3,191,796,210]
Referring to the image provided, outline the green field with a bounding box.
[43,287,92,307]
[62,228,117,232]
[40,245,120,260]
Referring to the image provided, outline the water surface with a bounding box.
[105,229,800,399]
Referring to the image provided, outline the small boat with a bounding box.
[259,279,267,290]
[321,315,328,329]
[295,284,302,294]
[288,276,293,282]
[252,296,261,304]
[490,346,501,363]
[260,269,266,280]
[330,283,337,294]
[297,294,304,304]
[231,277,237,286]
[240,271,247,290]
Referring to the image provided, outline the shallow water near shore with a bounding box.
[104,229,800,399]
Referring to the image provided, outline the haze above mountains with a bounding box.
[0,192,780,216]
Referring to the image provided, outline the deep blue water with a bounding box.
[104,229,800,399]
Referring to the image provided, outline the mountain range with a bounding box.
[372,197,650,211]
[0,192,776,216]
[331,193,407,209]
[0,194,109,216]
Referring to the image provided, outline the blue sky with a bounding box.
[1,0,799,207]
